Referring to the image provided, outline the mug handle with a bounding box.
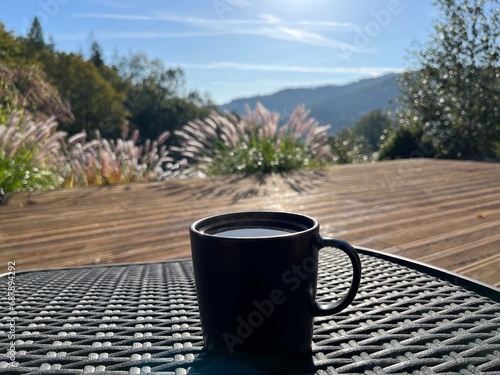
[312,237,362,316]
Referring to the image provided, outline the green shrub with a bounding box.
[378,123,435,160]
[329,128,375,164]
[209,136,319,175]
[0,74,19,125]
[0,148,60,192]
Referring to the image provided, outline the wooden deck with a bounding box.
[1,159,499,287]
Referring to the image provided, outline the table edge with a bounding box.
[356,246,500,302]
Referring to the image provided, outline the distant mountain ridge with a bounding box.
[219,73,401,133]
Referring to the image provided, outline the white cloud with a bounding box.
[72,12,362,52]
[56,31,227,41]
[258,13,282,24]
[73,13,158,21]
[258,26,349,49]
[180,61,402,75]
[72,12,281,25]
[297,20,356,28]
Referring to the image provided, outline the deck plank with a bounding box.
[1,159,499,287]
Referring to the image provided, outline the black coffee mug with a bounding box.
[190,211,361,361]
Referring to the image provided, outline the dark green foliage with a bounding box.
[90,41,104,69]
[329,109,394,164]
[351,109,393,150]
[130,96,210,145]
[89,38,104,69]
[210,136,320,175]
[0,75,19,123]
[116,52,211,142]
[41,52,128,137]
[329,128,373,164]
[26,17,45,55]
[0,23,25,63]
[378,124,434,160]
[0,148,59,192]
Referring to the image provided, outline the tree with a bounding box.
[26,17,46,57]
[399,0,500,160]
[329,128,373,164]
[114,52,185,98]
[351,109,393,151]
[114,52,210,141]
[88,34,104,69]
[378,123,435,160]
[329,109,394,164]
[42,52,127,136]
[0,23,25,63]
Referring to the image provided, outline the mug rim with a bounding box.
[190,211,319,239]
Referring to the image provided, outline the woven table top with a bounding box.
[1,248,499,374]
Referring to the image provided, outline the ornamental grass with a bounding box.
[173,102,331,175]
[0,112,66,192]
[0,112,182,192]
[62,129,176,187]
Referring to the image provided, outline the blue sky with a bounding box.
[1,0,436,104]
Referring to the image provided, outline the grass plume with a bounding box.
[62,128,179,187]
[0,112,66,191]
[174,102,331,175]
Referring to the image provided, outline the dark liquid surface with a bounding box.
[214,228,292,238]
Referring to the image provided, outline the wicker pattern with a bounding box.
[1,250,499,374]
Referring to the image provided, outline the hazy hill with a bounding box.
[220,73,401,133]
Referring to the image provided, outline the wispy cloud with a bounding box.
[75,13,153,21]
[72,12,362,52]
[180,61,402,75]
[56,31,227,41]
[297,20,356,28]
[235,25,357,50]
[258,13,282,24]
[73,12,284,25]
